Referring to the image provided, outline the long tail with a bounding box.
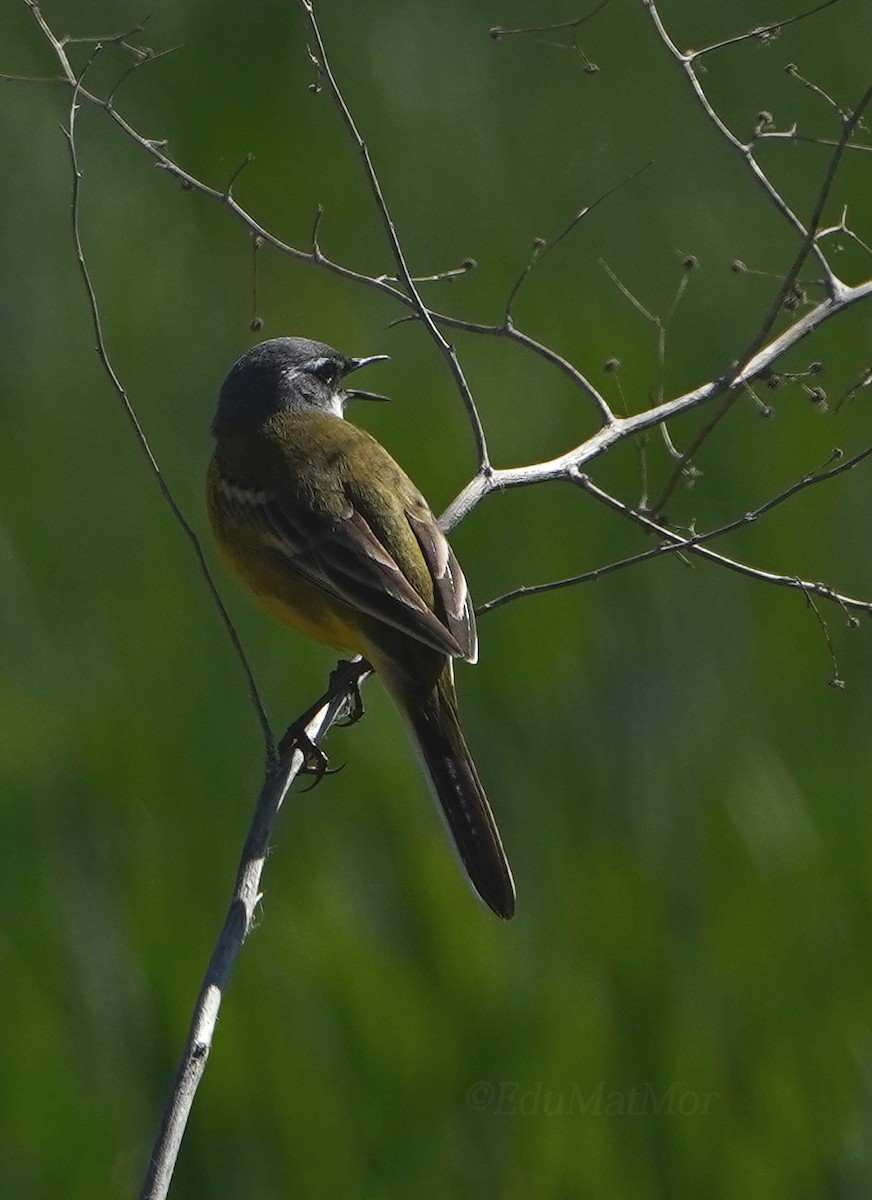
[398,672,515,920]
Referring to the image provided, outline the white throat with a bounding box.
[324,391,346,419]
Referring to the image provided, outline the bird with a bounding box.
[206,336,515,919]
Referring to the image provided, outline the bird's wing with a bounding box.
[212,472,465,658]
[406,510,477,664]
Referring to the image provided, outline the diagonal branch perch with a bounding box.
[139,663,367,1200]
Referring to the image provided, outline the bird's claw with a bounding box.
[298,746,345,792]
[277,728,344,790]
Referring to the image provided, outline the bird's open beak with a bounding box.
[348,354,390,373]
[346,388,390,402]
[345,354,391,402]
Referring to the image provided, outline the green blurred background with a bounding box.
[3,0,872,1196]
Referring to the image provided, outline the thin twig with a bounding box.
[644,0,872,515]
[575,470,872,614]
[439,275,872,530]
[376,258,477,285]
[480,444,872,614]
[816,207,872,260]
[599,254,698,460]
[25,0,872,497]
[691,0,842,59]
[47,2,859,537]
[489,0,611,41]
[797,582,845,687]
[58,33,274,757]
[296,0,491,472]
[0,70,64,82]
[61,16,151,47]
[756,130,872,152]
[646,0,836,286]
[785,61,848,121]
[501,165,651,424]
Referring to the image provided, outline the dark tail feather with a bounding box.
[403,677,515,920]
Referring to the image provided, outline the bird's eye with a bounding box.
[310,358,339,385]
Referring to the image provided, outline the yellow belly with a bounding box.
[256,588,360,651]
[213,521,364,655]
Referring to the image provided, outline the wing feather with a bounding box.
[406,510,477,663]
[213,470,465,658]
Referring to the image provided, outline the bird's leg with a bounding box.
[276,657,370,787]
[331,657,368,727]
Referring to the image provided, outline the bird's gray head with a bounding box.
[212,336,389,436]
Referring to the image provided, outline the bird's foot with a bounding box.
[278,727,345,790]
[330,658,367,727]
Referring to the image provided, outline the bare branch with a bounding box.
[756,130,872,152]
[836,364,872,412]
[376,257,478,285]
[785,60,849,120]
[249,232,264,332]
[691,0,843,59]
[139,661,369,1200]
[60,15,151,47]
[60,45,274,756]
[0,70,64,83]
[28,0,870,517]
[296,0,490,472]
[481,444,872,615]
[440,276,872,530]
[644,1,872,514]
[224,151,255,199]
[599,254,699,462]
[816,207,872,261]
[797,582,846,687]
[575,470,872,616]
[502,163,652,427]
[489,0,611,41]
[645,1,840,290]
[489,0,609,73]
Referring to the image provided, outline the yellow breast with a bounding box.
[208,492,365,655]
